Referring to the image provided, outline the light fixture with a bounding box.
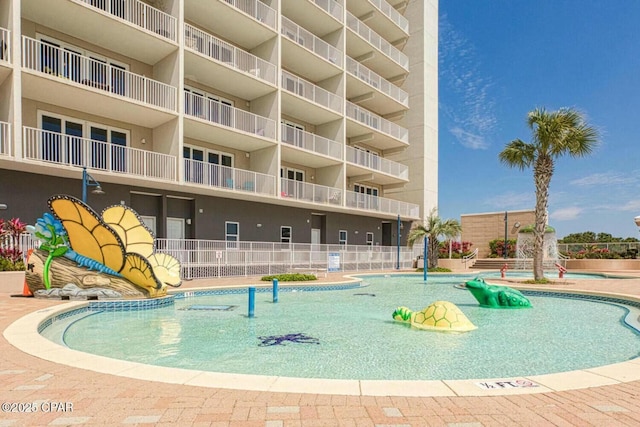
[82,167,105,203]
[140,138,146,144]
[0,204,7,210]
[256,223,262,228]
[514,221,521,229]
[186,218,192,225]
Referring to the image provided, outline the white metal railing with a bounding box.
[280,124,343,160]
[370,0,409,33]
[222,0,277,30]
[281,70,342,113]
[313,0,343,22]
[346,101,408,143]
[155,238,415,279]
[79,0,177,41]
[281,16,343,67]
[346,56,408,106]
[23,127,178,181]
[0,121,10,156]
[184,91,276,139]
[22,37,177,111]
[345,146,408,180]
[281,178,342,205]
[0,27,10,63]
[345,190,419,218]
[184,158,275,196]
[346,12,408,70]
[463,248,478,267]
[184,24,276,85]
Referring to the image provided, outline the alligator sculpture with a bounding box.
[464,277,532,308]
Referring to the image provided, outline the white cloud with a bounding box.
[550,207,583,221]
[570,172,637,187]
[449,127,489,150]
[618,200,640,212]
[484,192,534,210]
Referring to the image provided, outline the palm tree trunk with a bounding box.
[428,236,438,269]
[533,156,553,280]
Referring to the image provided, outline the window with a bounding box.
[366,232,374,246]
[184,86,234,127]
[281,167,305,198]
[184,144,234,187]
[282,121,305,147]
[353,184,379,210]
[339,230,347,246]
[225,221,239,249]
[281,226,292,243]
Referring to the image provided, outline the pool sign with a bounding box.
[475,380,539,390]
[328,252,340,272]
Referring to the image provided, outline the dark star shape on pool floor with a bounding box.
[258,333,320,347]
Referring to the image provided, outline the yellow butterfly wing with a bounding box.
[121,253,163,291]
[102,205,154,257]
[48,195,125,272]
[148,253,182,287]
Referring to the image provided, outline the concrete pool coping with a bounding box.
[5,272,640,398]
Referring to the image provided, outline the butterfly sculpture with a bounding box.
[32,195,182,296]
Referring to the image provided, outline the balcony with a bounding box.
[281,16,343,81]
[280,124,343,168]
[346,56,408,116]
[23,127,178,181]
[281,178,342,206]
[0,121,10,157]
[345,190,419,218]
[184,158,276,197]
[185,0,277,50]
[347,0,409,41]
[0,27,9,85]
[22,37,178,127]
[281,0,343,36]
[281,71,343,124]
[346,12,408,79]
[346,101,408,151]
[22,0,177,65]
[184,24,276,100]
[183,91,276,152]
[345,146,408,185]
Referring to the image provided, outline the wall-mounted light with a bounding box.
[0,203,7,210]
[199,208,203,214]
[514,221,521,229]
[140,138,146,144]
[257,223,262,228]
[186,218,192,225]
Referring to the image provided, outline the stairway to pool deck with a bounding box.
[470,259,520,270]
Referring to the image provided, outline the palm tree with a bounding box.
[499,107,599,280]
[407,208,462,269]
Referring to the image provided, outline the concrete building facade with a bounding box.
[461,210,536,258]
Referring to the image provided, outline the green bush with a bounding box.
[416,267,451,273]
[0,258,25,271]
[261,273,318,282]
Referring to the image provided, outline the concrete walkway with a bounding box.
[1,271,640,426]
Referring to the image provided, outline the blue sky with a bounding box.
[437,0,640,239]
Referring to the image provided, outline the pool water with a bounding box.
[49,275,640,381]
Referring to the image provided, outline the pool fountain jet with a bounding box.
[515,224,561,270]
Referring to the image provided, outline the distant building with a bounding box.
[461,210,535,258]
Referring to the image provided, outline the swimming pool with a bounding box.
[41,275,640,381]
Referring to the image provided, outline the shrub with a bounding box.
[261,273,318,282]
[488,239,517,258]
[416,267,452,273]
[0,218,26,271]
[438,241,473,258]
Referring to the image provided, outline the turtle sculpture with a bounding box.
[464,277,532,309]
[392,301,477,333]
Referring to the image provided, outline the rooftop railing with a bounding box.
[184,158,276,196]
[184,91,276,139]
[0,27,10,63]
[184,24,277,85]
[281,70,342,113]
[369,0,409,33]
[23,127,178,181]
[280,124,343,160]
[345,146,408,180]
[346,56,408,106]
[313,0,343,22]
[345,190,420,217]
[346,12,408,70]
[281,16,343,67]
[0,121,10,156]
[346,101,408,143]
[223,0,277,30]
[281,178,342,206]
[23,37,178,112]
[79,0,177,41]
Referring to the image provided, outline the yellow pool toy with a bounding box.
[392,301,477,333]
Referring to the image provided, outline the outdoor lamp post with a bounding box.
[82,167,105,203]
[504,211,508,259]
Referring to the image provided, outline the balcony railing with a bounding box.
[280,124,343,160]
[23,127,178,181]
[281,16,343,67]
[0,27,10,62]
[346,101,408,143]
[281,178,342,206]
[313,0,343,22]
[23,37,178,111]
[0,121,10,156]
[281,71,342,113]
[345,190,419,217]
[223,0,277,30]
[346,12,408,70]
[184,158,276,196]
[345,146,408,179]
[79,0,177,41]
[346,56,408,106]
[369,0,409,33]
[184,91,276,139]
[184,24,276,85]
